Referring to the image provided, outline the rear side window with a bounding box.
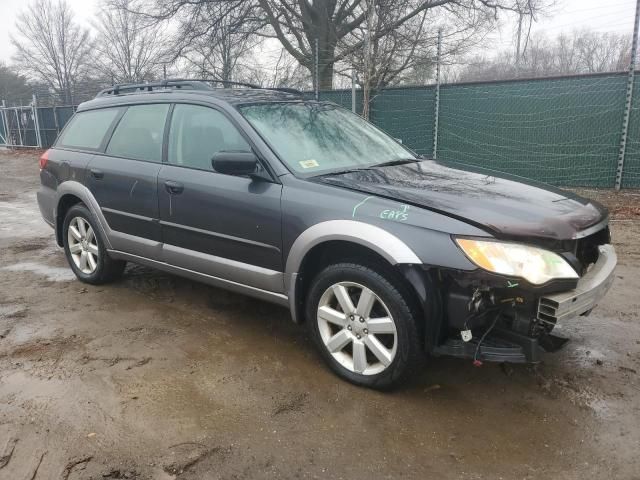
[168,104,250,170]
[106,104,170,162]
[56,108,120,150]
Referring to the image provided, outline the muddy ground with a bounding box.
[0,149,639,480]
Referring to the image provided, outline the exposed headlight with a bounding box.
[455,238,578,285]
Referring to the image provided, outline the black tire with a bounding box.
[62,204,125,285]
[305,262,423,390]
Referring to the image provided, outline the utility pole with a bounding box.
[616,0,640,190]
[433,28,443,159]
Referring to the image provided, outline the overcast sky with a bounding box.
[0,0,637,64]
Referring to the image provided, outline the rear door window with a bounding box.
[56,108,120,151]
[106,104,170,163]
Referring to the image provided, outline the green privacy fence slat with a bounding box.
[36,106,76,148]
[318,71,637,188]
[370,87,435,155]
[623,75,640,188]
[437,74,627,188]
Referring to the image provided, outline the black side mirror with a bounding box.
[212,151,257,176]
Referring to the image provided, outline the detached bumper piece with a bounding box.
[538,245,617,323]
[433,327,544,363]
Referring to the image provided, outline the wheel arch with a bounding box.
[55,193,83,246]
[55,181,112,249]
[285,220,422,324]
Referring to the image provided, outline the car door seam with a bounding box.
[159,219,281,253]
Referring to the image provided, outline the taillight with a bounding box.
[39,149,50,170]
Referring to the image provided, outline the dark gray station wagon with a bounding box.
[37,79,617,389]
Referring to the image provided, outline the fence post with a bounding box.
[0,100,8,147]
[314,38,319,101]
[53,106,60,134]
[32,94,43,148]
[351,68,356,113]
[14,109,23,146]
[616,0,640,190]
[432,28,443,159]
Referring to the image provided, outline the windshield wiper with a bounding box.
[312,158,420,178]
[312,167,367,177]
[370,158,420,168]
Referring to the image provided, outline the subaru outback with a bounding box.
[37,79,617,389]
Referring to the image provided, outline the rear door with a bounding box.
[86,103,170,259]
[157,103,283,292]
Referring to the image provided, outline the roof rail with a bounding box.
[96,78,304,98]
[96,79,205,97]
[269,87,304,95]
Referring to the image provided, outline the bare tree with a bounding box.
[459,29,632,82]
[259,0,547,90]
[575,31,631,73]
[94,0,168,83]
[11,0,93,104]
[128,0,546,89]
[342,0,501,118]
[0,63,32,105]
[175,1,262,84]
[242,47,313,89]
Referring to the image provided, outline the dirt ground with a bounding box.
[0,149,639,480]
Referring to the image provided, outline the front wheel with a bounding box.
[306,262,422,389]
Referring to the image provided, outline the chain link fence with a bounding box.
[0,101,76,149]
[2,71,639,188]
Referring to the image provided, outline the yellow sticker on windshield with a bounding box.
[299,159,319,169]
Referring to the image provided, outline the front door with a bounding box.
[87,103,170,259]
[157,103,283,292]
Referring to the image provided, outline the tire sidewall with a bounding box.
[62,204,109,284]
[305,263,419,388]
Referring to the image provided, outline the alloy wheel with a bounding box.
[67,216,99,274]
[317,281,398,375]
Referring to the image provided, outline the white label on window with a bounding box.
[299,159,319,169]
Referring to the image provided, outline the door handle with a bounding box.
[164,180,184,195]
[90,168,104,179]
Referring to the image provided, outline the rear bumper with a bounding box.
[36,186,56,228]
[537,244,617,323]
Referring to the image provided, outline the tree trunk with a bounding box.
[318,59,334,90]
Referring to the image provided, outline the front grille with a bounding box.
[575,227,610,275]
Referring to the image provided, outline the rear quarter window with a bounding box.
[56,108,121,150]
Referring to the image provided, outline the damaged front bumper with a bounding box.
[432,244,617,364]
[538,244,617,323]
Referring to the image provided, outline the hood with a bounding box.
[312,160,608,242]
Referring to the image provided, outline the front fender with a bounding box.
[284,220,421,323]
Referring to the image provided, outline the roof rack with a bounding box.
[96,78,303,98]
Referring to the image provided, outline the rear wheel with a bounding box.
[63,204,125,284]
[306,262,422,389]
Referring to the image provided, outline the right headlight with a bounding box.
[455,238,579,285]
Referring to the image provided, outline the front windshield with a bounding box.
[238,102,415,175]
